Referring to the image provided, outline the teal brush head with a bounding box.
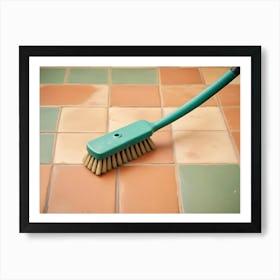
[83,67,240,175]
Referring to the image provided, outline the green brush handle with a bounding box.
[152,67,240,132]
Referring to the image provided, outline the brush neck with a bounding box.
[152,67,240,132]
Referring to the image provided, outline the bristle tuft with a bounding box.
[84,137,156,176]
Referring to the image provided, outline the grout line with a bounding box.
[43,164,55,213]
[198,67,206,84]
[157,67,164,117]
[64,68,70,83]
[158,67,183,213]
[216,92,240,163]
[107,67,112,133]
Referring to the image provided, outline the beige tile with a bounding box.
[163,107,227,131]
[200,67,240,85]
[128,131,174,164]
[108,107,162,131]
[54,133,103,164]
[58,108,107,132]
[174,131,238,163]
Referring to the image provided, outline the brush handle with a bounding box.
[152,67,240,132]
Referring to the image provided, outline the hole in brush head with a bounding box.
[113,133,122,138]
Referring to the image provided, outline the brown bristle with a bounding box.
[125,148,132,161]
[147,137,156,150]
[130,145,138,159]
[143,139,151,152]
[112,154,117,168]
[107,156,112,171]
[116,152,122,166]
[96,160,102,176]
[83,137,157,176]
[139,141,146,154]
[134,143,142,156]
[121,150,128,163]
[87,156,94,169]
[101,158,107,174]
[92,158,98,172]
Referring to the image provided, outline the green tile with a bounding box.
[40,107,60,132]
[40,134,55,164]
[40,68,66,84]
[67,68,108,84]
[179,165,240,213]
[112,68,158,84]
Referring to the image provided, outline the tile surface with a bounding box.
[112,68,158,84]
[200,67,240,85]
[40,107,60,132]
[119,166,179,213]
[218,85,240,106]
[110,85,161,107]
[162,85,217,107]
[231,131,240,153]
[67,68,108,84]
[40,85,108,106]
[40,68,66,84]
[179,165,240,213]
[129,131,174,164]
[54,133,103,164]
[40,165,52,213]
[108,107,162,131]
[40,134,55,164]
[173,131,237,163]
[160,67,202,84]
[47,165,116,213]
[58,108,107,132]
[164,107,227,131]
[39,66,240,214]
[223,108,240,131]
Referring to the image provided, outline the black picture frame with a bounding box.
[20,46,261,233]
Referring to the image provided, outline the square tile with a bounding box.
[164,107,227,131]
[160,67,202,84]
[47,165,116,213]
[108,107,163,131]
[173,131,237,163]
[40,165,52,213]
[231,131,240,153]
[40,68,66,84]
[128,131,174,164]
[162,85,217,107]
[40,85,108,106]
[58,108,107,132]
[67,68,108,84]
[200,67,240,85]
[119,166,179,213]
[54,133,103,164]
[40,134,55,164]
[110,85,161,107]
[223,108,240,131]
[112,68,158,84]
[40,107,60,132]
[218,85,240,106]
[179,164,240,213]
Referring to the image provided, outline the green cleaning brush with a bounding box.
[83,67,240,175]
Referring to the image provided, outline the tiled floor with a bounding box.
[40,66,240,213]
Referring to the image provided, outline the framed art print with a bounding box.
[19,46,261,233]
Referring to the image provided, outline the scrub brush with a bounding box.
[83,67,240,175]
